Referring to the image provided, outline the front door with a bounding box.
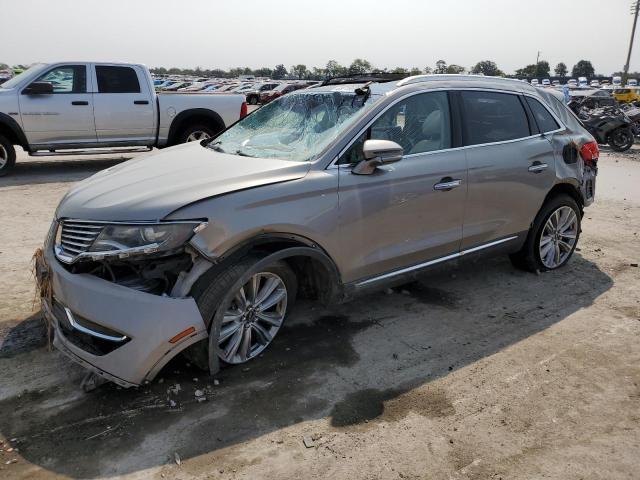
[18,64,96,147]
[336,91,467,284]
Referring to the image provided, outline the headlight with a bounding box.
[89,222,205,257]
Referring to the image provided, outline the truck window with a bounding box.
[96,66,141,93]
[35,65,86,93]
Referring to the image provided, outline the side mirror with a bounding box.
[352,139,404,175]
[23,81,54,95]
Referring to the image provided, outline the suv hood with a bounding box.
[56,142,311,221]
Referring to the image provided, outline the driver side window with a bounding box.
[35,65,87,94]
[338,91,451,164]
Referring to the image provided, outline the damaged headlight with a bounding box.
[88,222,206,258]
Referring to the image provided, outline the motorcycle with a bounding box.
[569,99,635,152]
[619,102,640,137]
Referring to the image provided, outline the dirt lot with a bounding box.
[0,146,639,480]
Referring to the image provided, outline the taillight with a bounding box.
[579,141,599,167]
[240,101,248,119]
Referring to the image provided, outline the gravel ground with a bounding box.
[0,145,638,480]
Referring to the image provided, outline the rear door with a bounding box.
[336,90,467,284]
[91,64,155,144]
[458,90,557,249]
[18,64,96,146]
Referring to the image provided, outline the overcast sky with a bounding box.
[2,0,639,75]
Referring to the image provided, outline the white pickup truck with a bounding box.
[0,62,247,176]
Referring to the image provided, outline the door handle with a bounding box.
[528,161,548,173]
[134,100,149,105]
[433,177,462,191]
[71,101,89,106]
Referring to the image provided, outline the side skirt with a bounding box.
[343,233,527,298]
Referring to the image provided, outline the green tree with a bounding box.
[348,58,373,75]
[291,64,309,79]
[515,64,538,78]
[423,66,433,74]
[572,60,595,78]
[391,67,408,74]
[434,60,447,74]
[535,60,550,78]
[554,62,568,77]
[325,60,346,78]
[272,64,288,79]
[446,64,465,74]
[409,67,422,76]
[471,60,503,76]
[253,67,273,78]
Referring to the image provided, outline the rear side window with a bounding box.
[461,91,530,145]
[96,66,140,93]
[526,97,560,133]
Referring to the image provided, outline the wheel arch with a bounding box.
[192,233,344,305]
[167,108,225,146]
[0,113,29,150]
[543,181,585,216]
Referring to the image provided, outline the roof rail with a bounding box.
[396,74,529,87]
[322,72,409,86]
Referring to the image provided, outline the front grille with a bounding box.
[55,220,104,262]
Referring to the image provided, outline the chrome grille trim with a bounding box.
[55,220,104,263]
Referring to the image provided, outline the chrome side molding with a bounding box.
[355,236,519,287]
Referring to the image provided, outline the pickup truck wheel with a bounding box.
[0,135,16,177]
[184,256,297,374]
[509,194,581,272]
[179,124,216,144]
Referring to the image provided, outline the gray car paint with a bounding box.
[47,75,597,386]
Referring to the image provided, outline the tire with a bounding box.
[608,127,634,152]
[184,256,297,374]
[248,95,258,105]
[509,194,581,273]
[0,135,16,177]
[178,123,218,144]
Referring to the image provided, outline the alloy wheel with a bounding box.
[186,131,211,142]
[218,272,288,364]
[0,144,7,169]
[539,206,578,269]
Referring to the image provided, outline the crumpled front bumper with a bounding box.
[42,246,208,388]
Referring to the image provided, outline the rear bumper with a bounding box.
[43,246,208,387]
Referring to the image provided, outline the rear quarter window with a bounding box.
[525,97,560,133]
[460,91,530,145]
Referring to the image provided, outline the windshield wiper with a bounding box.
[236,149,255,157]
[208,141,225,153]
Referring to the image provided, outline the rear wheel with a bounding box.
[185,256,297,373]
[608,127,634,152]
[178,123,218,144]
[509,194,581,272]
[248,95,258,105]
[0,135,16,177]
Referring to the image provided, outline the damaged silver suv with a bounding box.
[40,74,598,388]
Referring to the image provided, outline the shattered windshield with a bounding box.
[209,89,378,162]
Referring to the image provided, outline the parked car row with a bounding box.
[152,75,321,105]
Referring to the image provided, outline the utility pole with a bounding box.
[624,1,640,84]
[535,51,540,77]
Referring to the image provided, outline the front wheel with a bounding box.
[185,257,297,373]
[0,135,16,177]
[509,194,581,272]
[608,127,634,152]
